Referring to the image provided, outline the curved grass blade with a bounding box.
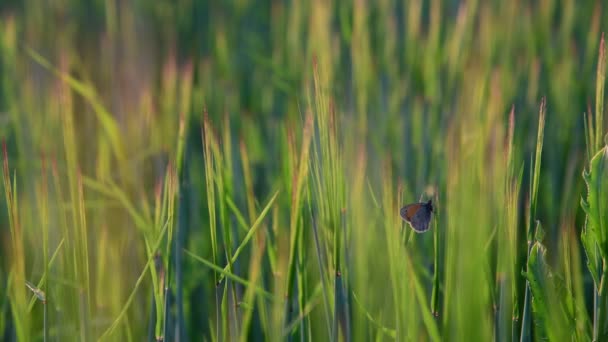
[217,190,280,283]
[25,47,125,161]
[183,249,275,301]
[351,291,396,339]
[27,238,65,311]
[97,221,169,341]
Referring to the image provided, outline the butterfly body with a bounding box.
[400,200,433,232]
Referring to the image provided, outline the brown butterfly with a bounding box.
[400,199,433,232]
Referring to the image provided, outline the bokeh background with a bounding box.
[1,0,608,341]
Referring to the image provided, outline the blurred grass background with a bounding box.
[1,0,608,341]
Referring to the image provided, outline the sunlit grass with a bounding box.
[1,1,608,341]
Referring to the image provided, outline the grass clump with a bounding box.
[1,1,608,341]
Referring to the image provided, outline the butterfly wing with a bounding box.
[410,205,432,232]
[400,202,432,232]
[400,203,422,222]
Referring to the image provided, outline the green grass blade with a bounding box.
[98,221,169,341]
[218,189,280,283]
[184,250,275,301]
[25,47,125,161]
[595,33,606,152]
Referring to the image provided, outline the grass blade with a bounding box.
[184,250,275,301]
[98,221,170,341]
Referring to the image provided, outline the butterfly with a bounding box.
[400,199,434,233]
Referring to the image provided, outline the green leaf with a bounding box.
[534,220,545,243]
[581,216,601,290]
[524,238,576,341]
[581,146,608,288]
[523,242,551,341]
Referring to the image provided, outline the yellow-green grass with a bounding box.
[0,1,608,341]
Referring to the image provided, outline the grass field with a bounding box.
[1,1,608,341]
